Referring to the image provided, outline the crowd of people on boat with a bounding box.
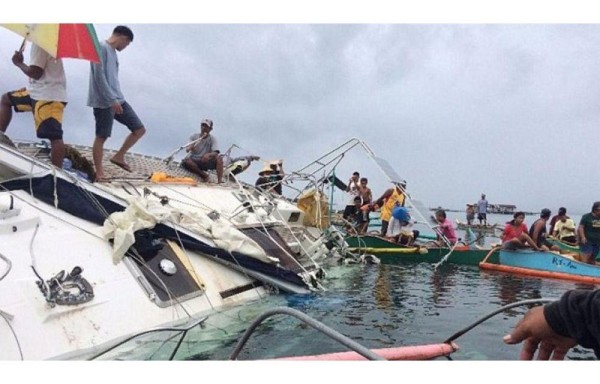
[342,170,600,266]
[499,203,600,265]
[341,171,457,247]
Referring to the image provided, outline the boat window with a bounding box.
[125,239,205,308]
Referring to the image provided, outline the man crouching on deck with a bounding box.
[182,118,223,183]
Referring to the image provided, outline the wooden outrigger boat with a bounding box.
[455,220,500,234]
[345,235,495,266]
[479,248,600,285]
[532,237,600,262]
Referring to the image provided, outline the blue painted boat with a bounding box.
[479,249,600,284]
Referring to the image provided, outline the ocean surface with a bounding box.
[100,213,596,361]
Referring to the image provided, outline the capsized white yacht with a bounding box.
[0,136,341,360]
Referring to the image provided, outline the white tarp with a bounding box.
[103,196,273,265]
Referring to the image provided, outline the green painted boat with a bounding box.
[546,236,579,253]
[344,235,496,266]
[545,237,600,261]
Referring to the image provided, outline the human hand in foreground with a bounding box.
[503,306,577,360]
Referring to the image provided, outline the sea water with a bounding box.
[203,212,592,361]
[111,261,595,361]
[98,212,595,361]
[189,263,595,361]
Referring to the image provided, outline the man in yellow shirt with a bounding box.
[372,183,406,236]
[552,215,577,244]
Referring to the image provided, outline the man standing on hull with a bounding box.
[0,43,67,167]
[477,193,488,226]
[88,25,146,181]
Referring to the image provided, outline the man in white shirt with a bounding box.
[0,43,67,167]
[477,193,489,225]
[342,171,362,222]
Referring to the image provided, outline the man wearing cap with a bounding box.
[529,208,560,251]
[183,119,223,183]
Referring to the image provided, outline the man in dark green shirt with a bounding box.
[577,201,600,264]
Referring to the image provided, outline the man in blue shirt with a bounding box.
[87,25,146,181]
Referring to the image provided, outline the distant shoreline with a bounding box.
[428,207,538,215]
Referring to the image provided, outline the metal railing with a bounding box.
[228,306,385,360]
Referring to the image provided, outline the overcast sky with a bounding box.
[1,3,599,215]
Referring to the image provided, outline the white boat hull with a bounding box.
[0,141,334,360]
[0,189,271,360]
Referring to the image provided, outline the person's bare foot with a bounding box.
[110,157,132,172]
[94,174,110,183]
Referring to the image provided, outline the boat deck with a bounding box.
[2,137,323,273]
[9,139,206,183]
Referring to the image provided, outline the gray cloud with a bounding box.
[1,24,598,214]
